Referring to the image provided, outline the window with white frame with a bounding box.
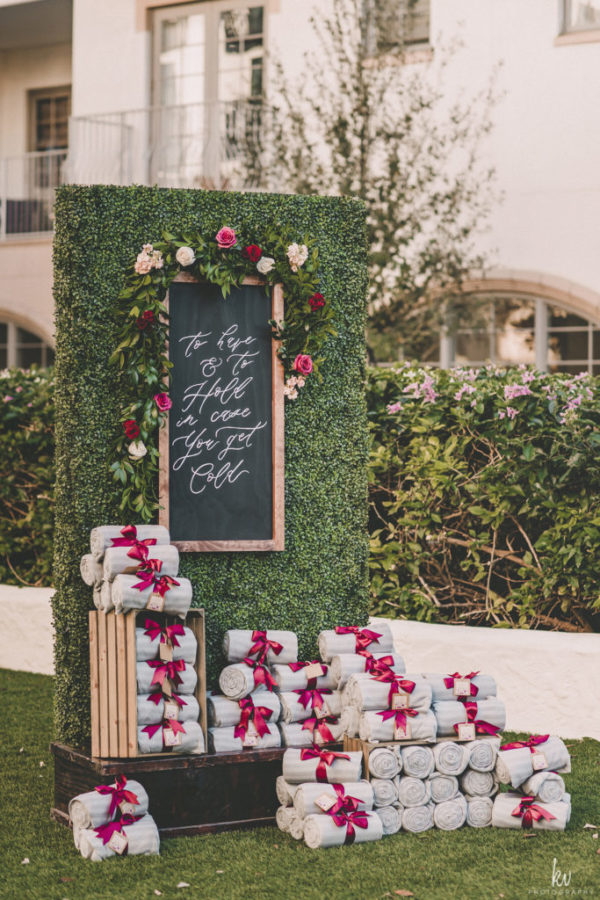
[0,322,54,370]
[561,0,600,33]
[370,0,430,51]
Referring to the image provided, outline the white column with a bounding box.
[534,297,548,371]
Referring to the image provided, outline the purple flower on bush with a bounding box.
[504,383,532,400]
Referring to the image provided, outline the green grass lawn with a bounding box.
[1,668,599,900]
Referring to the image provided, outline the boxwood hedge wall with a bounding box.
[53,185,369,747]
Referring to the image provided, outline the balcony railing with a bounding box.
[0,149,68,240]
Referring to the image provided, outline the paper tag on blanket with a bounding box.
[453,678,471,697]
[315,702,330,719]
[243,731,258,747]
[146,592,165,612]
[457,723,476,741]
[107,830,128,855]
[163,726,182,747]
[303,663,325,680]
[394,721,412,740]
[159,639,174,662]
[315,793,337,812]
[119,801,136,816]
[163,700,179,721]
[532,751,547,771]
[391,692,409,709]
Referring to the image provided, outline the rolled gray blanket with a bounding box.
[397,776,432,808]
[278,690,342,723]
[279,719,346,747]
[371,777,399,807]
[402,803,434,833]
[460,769,497,797]
[282,748,363,784]
[218,662,270,701]
[208,692,281,728]
[110,573,191,617]
[358,709,437,742]
[92,587,102,610]
[223,629,298,664]
[81,554,104,587]
[135,626,196,663]
[318,623,394,662]
[136,693,200,726]
[343,673,432,712]
[466,795,493,828]
[100,580,112,612]
[344,706,361,738]
[368,746,401,779]
[276,776,300,807]
[433,741,470,776]
[401,745,435,779]
[428,774,459,803]
[329,652,406,688]
[374,805,402,835]
[90,525,170,561]
[208,724,281,753]
[293,782,374,818]
[433,794,467,831]
[276,805,296,833]
[467,737,501,773]
[422,672,497,702]
[495,737,570,789]
[272,663,336,692]
[77,813,160,861]
[491,793,571,831]
[288,814,305,840]
[433,699,506,737]
[303,811,383,849]
[69,779,149,841]
[136,660,197,695]
[521,771,566,804]
[103,545,179,582]
[137,720,205,754]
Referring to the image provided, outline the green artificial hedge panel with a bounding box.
[52,185,369,747]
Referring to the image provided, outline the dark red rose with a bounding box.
[123,419,140,439]
[309,292,325,311]
[136,310,155,330]
[243,244,262,263]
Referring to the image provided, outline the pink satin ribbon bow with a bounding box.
[501,734,550,752]
[242,657,278,691]
[453,700,500,736]
[372,671,415,708]
[134,559,180,597]
[364,654,395,677]
[294,687,332,711]
[299,746,350,783]
[327,807,369,845]
[334,625,382,654]
[110,525,157,563]
[301,716,337,745]
[511,795,556,828]
[328,783,363,817]
[94,813,140,845]
[289,660,328,689]
[147,691,187,709]
[248,630,284,663]
[142,719,186,741]
[94,775,139,820]
[147,658,185,687]
[443,671,480,696]
[234,696,273,741]
[377,706,419,732]
[143,618,185,646]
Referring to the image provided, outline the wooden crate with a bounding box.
[344,733,495,779]
[89,608,207,758]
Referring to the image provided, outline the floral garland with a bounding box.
[109,224,335,521]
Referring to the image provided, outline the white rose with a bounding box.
[128,440,147,459]
[176,246,196,267]
[257,256,275,275]
[286,243,308,272]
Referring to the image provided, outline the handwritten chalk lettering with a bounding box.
[182,377,254,416]
[215,422,268,462]
[228,349,261,376]
[189,459,250,494]
[171,428,220,471]
[180,329,212,358]
[217,323,257,354]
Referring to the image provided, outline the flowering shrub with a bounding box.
[368,365,600,632]
[0,368,54,585]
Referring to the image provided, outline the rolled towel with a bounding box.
[402,803,434,833]
[288,814,305,840]
[279,719,346,747]
[110,574,192,617]
[282,748,363,784]
[401,745,435,779]
[136,660,197,695]
[495,737,570,789]
[90,525,170,561]
[422,672,497,702]
[219,662,272,700]
[344,705,361,738]
[329,652,406,688]
[358,709,437,743]
[278,690,342,723]
[293,782,374,818]
[92,587,102,610]
[433,699,506,738]
[103,545,179,582]
[137,720,205,754]
[276,776,300,807]
[491,793,571,831]
[397,776,432,808]
[80,554,104,587]
[69,780,149,836]
[433,794,468,831]
[466,795,493,828]
[428,774,459,803]
[343,673,432,712]
[276,805,296,833]
[223,630,298,665]
[521,771,566,804]
[100,580,112,613]
[371,778,399,807]
[77,814,160,861]
[208,692,281,728]
[318,624,394,662]
[208,724,281,753]
[272,662,336,692]
[303,811,383,849]
[136,693,200,726]
[135,626,197,663]
[467,737,501,772]
[433,741,470,776]
[374,805,402,835]
[368,746,401,780]
[460,769,497,798]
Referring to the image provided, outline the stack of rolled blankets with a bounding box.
[81,524,192,617]
[276,746,386,848]
[492,735,572,831]
[68,776,159,861]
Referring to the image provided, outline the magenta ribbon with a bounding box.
[147,691,187,709]
[147,658,185,687]
[294,687,332,711]
[327,807,369,845]
[142,719,186,741]
[134,559,180,597]
[328,783,363,817]
[453,700,500,736]
[335,625,382,654]
[242,657,278,692]
[301,715,337,744]
[511,795,556,828]
[377,706,419,732]
[299,746,350,782]
[110,525,157,563]
[94,775,139,820]
[94,813,140,846]
[143,618,185,646]
[288,660,328,689]
[443,671,480,697]
[364,654,395,676]
[501,734,550,752]
[248,630,284,664]
[372,671,415,708]
[234,696,273,741]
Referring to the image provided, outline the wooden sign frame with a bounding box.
[159,273,285,552]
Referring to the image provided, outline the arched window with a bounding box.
[0,321,54,369]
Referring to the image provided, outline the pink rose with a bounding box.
[154,393,172,411]
[293,354,313,376]
[215,226,237,249]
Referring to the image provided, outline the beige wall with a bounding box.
[0,239,54,345]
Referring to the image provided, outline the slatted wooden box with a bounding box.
[89,608,206,758]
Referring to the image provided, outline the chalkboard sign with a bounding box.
[159,274,284,551]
